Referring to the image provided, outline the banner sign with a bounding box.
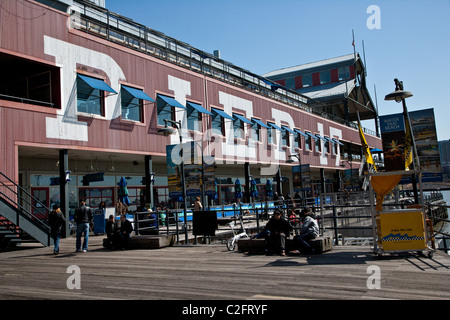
[378,210,427,251]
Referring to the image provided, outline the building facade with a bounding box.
[0,0,382,228]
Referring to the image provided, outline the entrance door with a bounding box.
[31,187,49,219]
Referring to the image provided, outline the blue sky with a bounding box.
[106,0,450,140]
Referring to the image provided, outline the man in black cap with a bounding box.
[264,209,293,256]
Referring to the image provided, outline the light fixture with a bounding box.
[384,78,413,103]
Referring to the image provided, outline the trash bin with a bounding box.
[193,211,217,236]
[93,209,106,235]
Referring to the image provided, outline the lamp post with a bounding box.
[385,78,419,204]
[157,119,189,242]
[287,154,304,206]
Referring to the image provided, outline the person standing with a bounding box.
[48,204,66,255]
[74,200,93,253]
[193,196,203,211]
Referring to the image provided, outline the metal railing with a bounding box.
[0,172,51,244]
[128,191,449,253]
[70,0,378,137]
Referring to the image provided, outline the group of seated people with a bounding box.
[252,207,319,256]
[105,214,134,250]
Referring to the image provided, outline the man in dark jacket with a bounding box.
[114,214,133,250]
[264,209,293,256]
[48,204,66,255]
[74,200,93,252]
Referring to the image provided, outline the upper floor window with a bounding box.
[187,104,202,132]
[156,94,186,127]
[294,132,301,149]
[302,74,313,88]
[315,135,322,152]
[251,121,260,141]
[77,74,116,116]
[233,113,250,140]
[211,108,230,136]
[121,85,154,122]
[305,132,312,150]
[338,66,351,80]
[320,71,331,84]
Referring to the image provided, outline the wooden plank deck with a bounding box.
[0,235,449,301]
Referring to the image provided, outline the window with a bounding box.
[315,135,321,152]
[251,121,260,141]
[211,109,225,136]
[187,104,202,132]
[233,116,245,139]
[121,87,143,122]
[79,187,114,208]
[157,96,174,126]
[294,132,301,149]
[302,74,313,87]
[338,66,350,80]
[324,137,330,153]
[285,78,295,90]
[320,71,331,84]
[305,132,312,150]
[281,127,291,147]
[267,122,278,145]
[77,75,105,116]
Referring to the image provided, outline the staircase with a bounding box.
[0,172,52,248]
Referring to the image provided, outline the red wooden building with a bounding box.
[0,0,381,242]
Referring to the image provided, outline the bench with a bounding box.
[103,234,175,250]
[237,236,333,254]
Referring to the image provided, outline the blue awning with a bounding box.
[294,128,309,138]
[122,85,155,102]
[157,94,186,109]
[251,118,270,129]
[267,122,283,131]
[324,136,336,144]
[186,102,213,115]
[332,138,344,146]
[211,108,233,120]
[78,74,117,94]
[281,126,295,134]
[233,113,252,124]
[305,132,319,140]
[315,134,327,142]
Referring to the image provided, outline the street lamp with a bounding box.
[157,119,189,242]
[286,154,304,206]
[384,78,419,204]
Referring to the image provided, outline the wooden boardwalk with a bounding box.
[0,235,449,301]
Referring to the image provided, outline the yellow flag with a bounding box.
[357,115,377,172]
[404,115,413,170]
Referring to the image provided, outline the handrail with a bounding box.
[0,172,50,231]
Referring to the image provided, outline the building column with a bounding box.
[145,155,153,209]
[244,162,250,203]
[59,149,69,238]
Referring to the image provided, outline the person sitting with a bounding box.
[105,215,116,249]
[264,209,293,256]
[294,207,319,254]
[114,214,133,250]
